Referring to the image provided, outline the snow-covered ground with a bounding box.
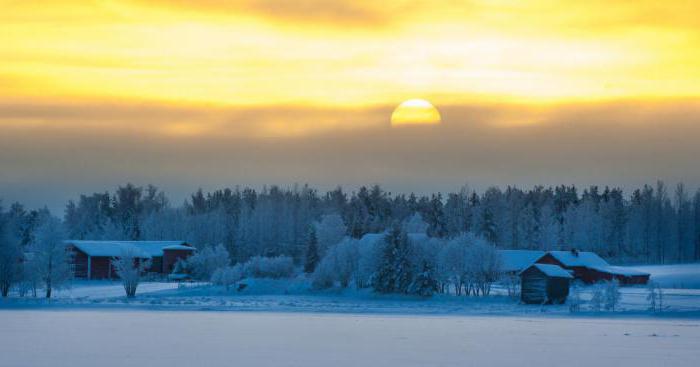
[631,263,700,289]
[1,263,698,317]
[1,310,698,367]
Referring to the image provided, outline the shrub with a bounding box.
[242,256,295,279]
[211,264,243,290]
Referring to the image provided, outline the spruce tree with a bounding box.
[410,261,438,297]
[304,226,320,273]
[374,224,413,294]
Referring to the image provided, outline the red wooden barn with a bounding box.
[536,250,650,285]
[65,240,195,279]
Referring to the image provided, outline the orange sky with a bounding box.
[1,0,700,210]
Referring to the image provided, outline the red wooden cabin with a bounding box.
[66,240,195,280]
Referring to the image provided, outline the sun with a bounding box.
[390,99,442,126]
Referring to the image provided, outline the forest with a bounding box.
[1,182,700,297]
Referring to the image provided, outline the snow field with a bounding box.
[0,310,698,367]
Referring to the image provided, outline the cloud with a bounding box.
[136,0,412,27]
[2,98,700,213]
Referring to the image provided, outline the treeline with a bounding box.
[59,182,700,264]
[2,181,700,272]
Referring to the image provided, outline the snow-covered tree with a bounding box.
[242,256,295,279]
[304,226,320,273]
[111,249,151,298]
[211,265,243,290]
[465,238,501,296]
[312,238,359,289]
[568,282,583,313]
[28,215,71,298]
[0,207,22,297]
[590,284,604,312]
[186,244,230,280]
[438,236,469,295]
[604,280,621,311]
[314,213,347,255]
[374,225,413,294]
[403,213,428,234]
[646,281,659,313]
[409,261,438,297]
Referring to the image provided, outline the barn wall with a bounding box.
[545,278,570,304]
[521,268,548,304]
[90,257,114,279]
[163,249,194,274]
[148,256,163,274]
[69,246,89,279]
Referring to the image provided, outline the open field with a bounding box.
[1,310,698,367]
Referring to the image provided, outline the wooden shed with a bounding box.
[520,263,573,304]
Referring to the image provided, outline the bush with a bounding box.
[242,256,295,279]
[311,238,359,290]
[211,264,243,290]
[185,244,230,280]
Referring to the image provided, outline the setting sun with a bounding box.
[390,99,442,126]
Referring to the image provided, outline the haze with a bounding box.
[2,0,700,212]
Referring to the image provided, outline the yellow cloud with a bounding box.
[1,0,699,110]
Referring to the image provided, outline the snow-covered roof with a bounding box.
[589,265,650,277]
[523,264,573,279]
[546,250,609,268]
[498,250,545,272]
[65,240,191,258]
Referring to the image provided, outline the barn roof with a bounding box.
[65,240,192,258]
[524,264,574,279]
[498,250,545,272]
[589,265,650,277]
[546,250,609,268]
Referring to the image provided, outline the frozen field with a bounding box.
[0,310,698,367]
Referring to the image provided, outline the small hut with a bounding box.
[520,264,573,304]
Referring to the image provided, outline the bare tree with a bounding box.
[29,216,72,298]
[111,249,151,298]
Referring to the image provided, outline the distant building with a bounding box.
[536,250,650,285]
[65,240,195,279]
[520,263,573,304]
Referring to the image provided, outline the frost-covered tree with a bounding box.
[465,238,501,296]
[646,281,659,313]
[568,282,583,313]
[211,265,243,290]
[374,225,413,294]
[29,215,72,298]
[604,280,621,311]
[304,226,320,274]
[242,255,295,279]
[590,284,604,312]
[186,244,230,280]
[312,238,359,289]
[409,261,438,297]
[0,205,22,297]
[438,236,469,295]
[314,213,347,255]
[111,249,151,298]
[403,213,428,234]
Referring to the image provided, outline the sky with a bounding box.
[2,0,700,213]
